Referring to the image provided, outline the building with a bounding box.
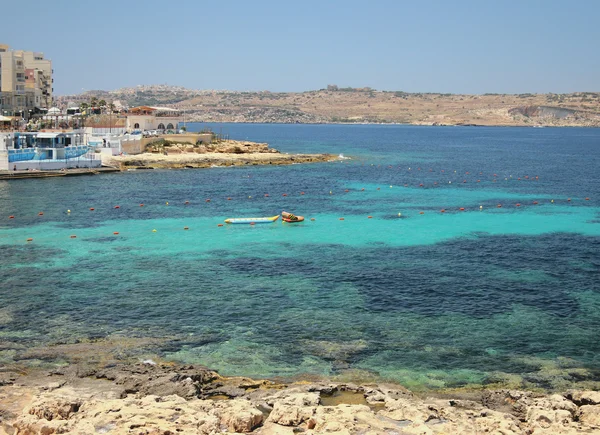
[0,43,52,118]
[125,106,181,132]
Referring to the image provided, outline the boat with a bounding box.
[224,215,280,224]
[282,211,304,223]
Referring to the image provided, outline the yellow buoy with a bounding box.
[67,210,71,213]
[398,213,402,217]
[389,185,393,188]
[152,229,157,232]
[166,202,169,205]
[551,199,554,203]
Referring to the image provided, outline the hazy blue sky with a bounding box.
[3,0,598,95]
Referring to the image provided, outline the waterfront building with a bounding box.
[0,130,100,171]
[125,106,181,132]
[0,43,52,119]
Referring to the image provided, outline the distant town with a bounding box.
[1,42,600,174]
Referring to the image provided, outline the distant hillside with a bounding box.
[56,86,600,127]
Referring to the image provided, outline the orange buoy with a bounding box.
[185,201,189,204]
[419,211,424,215]
[516,203,521,207]
[140,203,144,207]
[9,216,15,219]
[377,187,380,190]
[183,227,189,230]
[493,174,497,177]
[89,208,95,211]
[368,216,373,219]
[26,238,33,242]
[518,177,521,180]
[344,189,349,192]
[419,183,423,187]
[282,193,287,197]
[339,217,345,220]
[477,180,480,183]
[525,176,529,179]
[459,207,465,211]
[114,205,120,209]
[585,197,590,200]
[497,204,502,208]
[70,235,77,238]
[465,172,470,175]
[533,201,538,205]
[217,224,223,227]
[301,192,305,195]
[113,232,119,235]
[38,212,44,216]
[227,197,232,200]
[264,194,269,197]
[361,188,365,191]
[310,218,315,221]
[250,222,255,225]
[441,209,446,213]
[434,182,438,185]
[206,199,211,202]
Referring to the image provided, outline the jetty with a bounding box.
[0,167,120,180]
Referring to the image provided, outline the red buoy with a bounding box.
[419,211,424,215]
[585,197,590,201]
[497,204,502,208]
[140,204,144,207]
[113,232,119,235]
[368,216,373,219]
[38,212,44,216]
[459,207,465,211]
[89,208,95,211]
[9,216,15,219]
[264,194,269,197]
[441,209,446,213]
[185,201,189,204]
[533,201,538,205]
[227,197,232,200]
[217,224,223,227]
[114,205,120,209]
[339,217,345,220]
[206,199,211,202]
[516,203,521,207]
[282,194,287,197]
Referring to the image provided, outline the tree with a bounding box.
[90,97,98,110]
[98,100,107,113]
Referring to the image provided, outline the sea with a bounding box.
[1,124,599,391]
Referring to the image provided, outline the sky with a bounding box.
[2,0,599,95]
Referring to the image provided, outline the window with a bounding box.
[157,123,165,129]
[134,123,140,129]
[166,123,174,129]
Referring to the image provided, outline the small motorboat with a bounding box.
[224,215,280,224]
[282,211,304,223]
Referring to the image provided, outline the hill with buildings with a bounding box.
[56,85,600,127]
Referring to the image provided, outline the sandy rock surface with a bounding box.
[1,362,600,434]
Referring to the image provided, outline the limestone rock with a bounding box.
[577,404,600,427]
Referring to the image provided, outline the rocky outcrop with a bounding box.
[3,362,600,434]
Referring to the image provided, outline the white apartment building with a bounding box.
[0,43,52,118]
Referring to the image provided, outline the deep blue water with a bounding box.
[1,124,599,390]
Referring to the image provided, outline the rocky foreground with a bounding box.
[1,361,600,434]
[108,140,337,170]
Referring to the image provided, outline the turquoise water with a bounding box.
[1,124,599,390]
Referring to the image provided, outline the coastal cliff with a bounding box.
[2,361,600,434]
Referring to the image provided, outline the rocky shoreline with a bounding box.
[108,139,337,170]
[2,359,599,434]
